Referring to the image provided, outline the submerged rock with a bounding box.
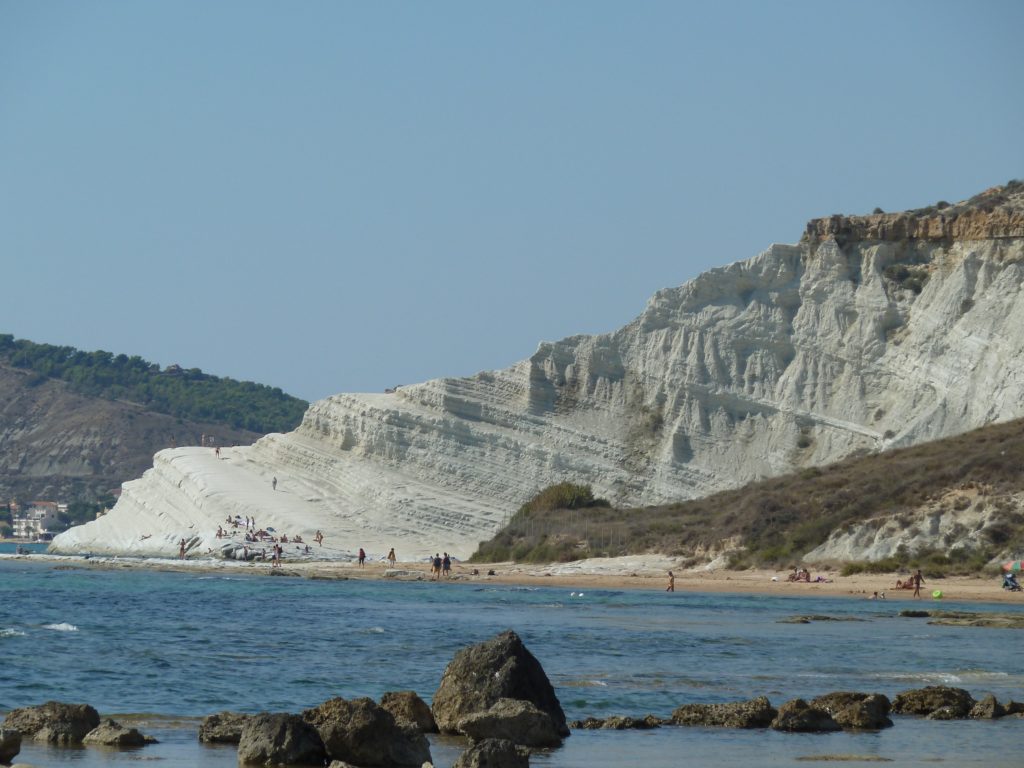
[1,702,100,744]
[82,719,154,746]
[432,630,568,738]
[771,699,841,732]
[810,692,892,730]
[453,738,529,768]
[198,711,253,743]
[237,713,326,767]
[671,696,777,728]
[569,715,662,730]
[891,686,975,719]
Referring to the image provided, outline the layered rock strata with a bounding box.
[52,184,1024,559]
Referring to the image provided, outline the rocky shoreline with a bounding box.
[2,630,1021,768]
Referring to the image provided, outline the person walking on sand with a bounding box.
[432,553,442,581]
[912,569,925,599]
[442,552,451,578]
[387,547,396,567]
[666,570,675,592]
[272,476,277,491]
[358,547,366,567]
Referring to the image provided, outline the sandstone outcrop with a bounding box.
[379,691,437,733]
[456,699,563,748]
[197,711,253,743]
[770,699,840,732]
[431,630,568,737]
[52,183,1024,562]
[810,692,892,730]
[891,686,975,719]
[1,702,99,744]
[236,713,326,767]
[671,696,776,728]
[302,697,430,767]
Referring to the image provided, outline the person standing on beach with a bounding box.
[272,477,277,491]
[178,538,186,560]
[387,547,396,566]
[666,570,675,592]
[358,547,366,567]
[432,553,442,580]
[912,569,925,599]
[442,552,451,578]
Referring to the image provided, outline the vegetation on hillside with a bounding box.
[0,334,308,433]
[472,419,1024,572]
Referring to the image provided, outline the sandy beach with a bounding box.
[5,549,1020,605]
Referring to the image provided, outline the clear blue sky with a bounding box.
[2,1,1022,402]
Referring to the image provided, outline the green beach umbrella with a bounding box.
[1002,560,1023,572]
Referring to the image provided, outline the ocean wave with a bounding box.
[562,679,610,688]
[0,628,26,638]
[42,622,79,632]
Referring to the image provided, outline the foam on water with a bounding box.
[42,622,79,632]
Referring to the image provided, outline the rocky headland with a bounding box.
[51,182,1024,561]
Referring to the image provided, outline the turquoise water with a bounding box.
[1,558,1021,767]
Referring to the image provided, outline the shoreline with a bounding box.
[3,551,1020,605]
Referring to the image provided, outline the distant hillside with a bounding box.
[0,337,308,504]
[472,417,1024,573]
[0,335,307,433]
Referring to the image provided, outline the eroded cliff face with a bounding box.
[52,184,1024,560]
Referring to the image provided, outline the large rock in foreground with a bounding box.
[432,630,568,737]
[303,697,430,768]
[671,696,777,728]
[0,728,21,763]
[453,738,530,768]
[237,713,326,767]
[1,702,100,744]
[457,699,563,748]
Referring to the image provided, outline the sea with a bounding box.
[1,554,1021,767]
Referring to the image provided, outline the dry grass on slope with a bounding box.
[472,418,1024,571]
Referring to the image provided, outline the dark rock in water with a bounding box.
[1,702,100,744]
[771,699,841,732]
[198,711,253,743]
[453,738,529,768]
[778,615,865,624]
[82,719,154,746]
[969,694,1006,719]
[456,698,562,748]
[569,715,661,730]
[898,610,930,618]
[0,728,21,763]
[237,713,326,767]
[891,686,975,719]
[671,696,777,728]
[379,690,437,733]
[1004,700,1024,716]
[431,630,568,737]
[303,697,430,767]
[810,692,892,730]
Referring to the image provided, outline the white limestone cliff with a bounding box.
[51,185,1024,561]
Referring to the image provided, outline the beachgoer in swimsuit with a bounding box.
[432,553,442,581]
[358,548,366,567]
[666,570,675,592]
[442,552,451,578]
[387,547,396,567]
[912,569,925,599]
